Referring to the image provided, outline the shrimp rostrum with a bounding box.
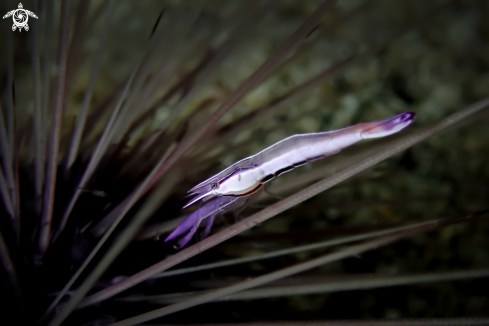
[166,112,415,248]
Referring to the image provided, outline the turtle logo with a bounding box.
[3,3,38,32]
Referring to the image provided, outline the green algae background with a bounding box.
[0,0,488,324]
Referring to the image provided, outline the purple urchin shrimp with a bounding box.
[166,112,415,247]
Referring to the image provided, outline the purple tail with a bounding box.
[360,112,415,139]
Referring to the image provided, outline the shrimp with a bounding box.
[166,112,415,247]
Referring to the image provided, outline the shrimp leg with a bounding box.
[165,196,240,248]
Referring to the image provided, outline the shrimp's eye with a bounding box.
[211,182,219,190]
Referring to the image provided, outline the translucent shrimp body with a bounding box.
[184,112,415,208]
[166,112,415,247]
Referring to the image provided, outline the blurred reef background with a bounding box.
[0,0,488,325]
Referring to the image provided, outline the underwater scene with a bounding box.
[0,1,488,325]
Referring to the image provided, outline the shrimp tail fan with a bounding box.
[165,196,240,248]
